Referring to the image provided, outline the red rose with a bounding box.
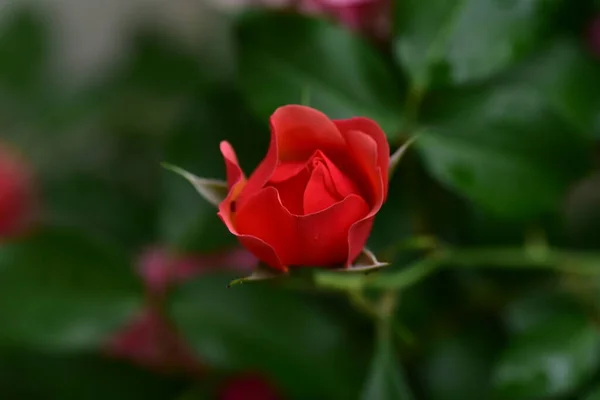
[218,105,390,271]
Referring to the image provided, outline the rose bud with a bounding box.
[218,105,390,271]
[0,144,35,239]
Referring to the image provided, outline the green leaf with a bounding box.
[0,229,143,350]
[0,7,47,92]
[236,12,405,137]
[0,350,185,400]
[394,0,561,88]
[361,319,415,400]
[420,326,500,400]
[515,38,600,137]
[169,273,367,400]
[417,75,591,218]
[492,312,600,399]
[584,385,600,400]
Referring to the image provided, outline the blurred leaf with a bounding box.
[420,326,500,400]
[0,7,47,92]
[236,12,405,137]
[516,38,600,137]
[0,229,143,350]
[158,86,268,253]
[492,312,600,399]
[43,173,157,250]
[0,350,185,400]
[417,75,591,218]
[394,0,560,88]
[169,273,367,400]
[502,290,582,335]
[361,319,415,400]
[584,385,600,400]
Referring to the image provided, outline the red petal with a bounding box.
[270,105,346,161]
[304,163,340,214]
[270,165,310,215]
[343,130,382,206]
[220,141,246,189]
[237,105,347,210]
[236,187,369,267]
[319,152,361,198]
[335,118,390,196]
[218,143,286,271]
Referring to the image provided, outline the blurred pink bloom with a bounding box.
[218,373,284,400]
[214,0,390,40]
[0,144,35,239]
[588,16,600,57]
[106,309,202,376]
[107,246,258,374]
[138,246,258,294]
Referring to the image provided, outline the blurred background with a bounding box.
[2,0,600,399]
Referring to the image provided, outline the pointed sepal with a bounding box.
[162,163,228,207]
[227,263,289,288]
[389,135,418,180]
[331,248,389,273]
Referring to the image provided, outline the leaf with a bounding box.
[162,163,228,207]
[361,319,415,400]
[236,12,405,137]
[516,38,600,137]
[417,74,591,218]
[0,7,47,92]
[389,135,419,180]
[420,325,500,400]
[584,385,600,400]
[394,0,561,88]
[169,273,367,400]
[0,229,143,350]
[492,312,600,399]
[227,263,288,287]
[0,350,184,400]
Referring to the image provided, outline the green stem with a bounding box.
[315,246,600,292]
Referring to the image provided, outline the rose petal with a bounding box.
[334,117,390,196]
[270,165,310,214]
[342,130,382,206]
[271,105,346,161]
[220,141,246,189]
[304,163,340,214]
[317,151,361,198]
[218,143,286,271]
[238,105,347,209]
[236,187,369,267]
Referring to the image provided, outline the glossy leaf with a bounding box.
[395,0,561,88]
[0,229,143,350]
[169,273,367,400]
[236,12,405,137]
[492,312,600,399]
[417,75,591,218]
[361,319,415,400]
